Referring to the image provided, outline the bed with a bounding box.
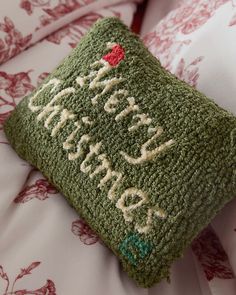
[0,1,235,294]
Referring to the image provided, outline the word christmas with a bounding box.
[28,42,175,234]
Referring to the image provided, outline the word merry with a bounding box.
[28,42,175,234]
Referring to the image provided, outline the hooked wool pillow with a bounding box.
[4,17,236,288]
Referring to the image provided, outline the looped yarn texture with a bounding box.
[4,17,236,288]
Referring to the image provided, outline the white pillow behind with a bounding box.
[143,0,236,113]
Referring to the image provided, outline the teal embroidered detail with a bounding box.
[119,233,152,266]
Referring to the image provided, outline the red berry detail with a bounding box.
[102,44,125,66]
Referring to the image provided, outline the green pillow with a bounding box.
[4,17,236,288]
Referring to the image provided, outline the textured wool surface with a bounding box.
[4,17,236,288]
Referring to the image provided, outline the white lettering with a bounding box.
[120,126,175,164]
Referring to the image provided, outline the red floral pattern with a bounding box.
[37,0,96,29]
[0,17,32,65]
[14,179,57,203]
[0,70,34,98]
[143,0,228,70]
[71,219,99,245]
[175,56,204,87]
[0,71,49,132]
[0,262,56,295]
[0,70,35,130]
[37,72,50,86]
[20,0,51,15]
[14,169,57,203]
[192,226,235,281]
[46,13,101,48]
[0,0,99,64]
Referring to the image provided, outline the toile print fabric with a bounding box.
[0,0,236,294]
[0,0,142,65]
